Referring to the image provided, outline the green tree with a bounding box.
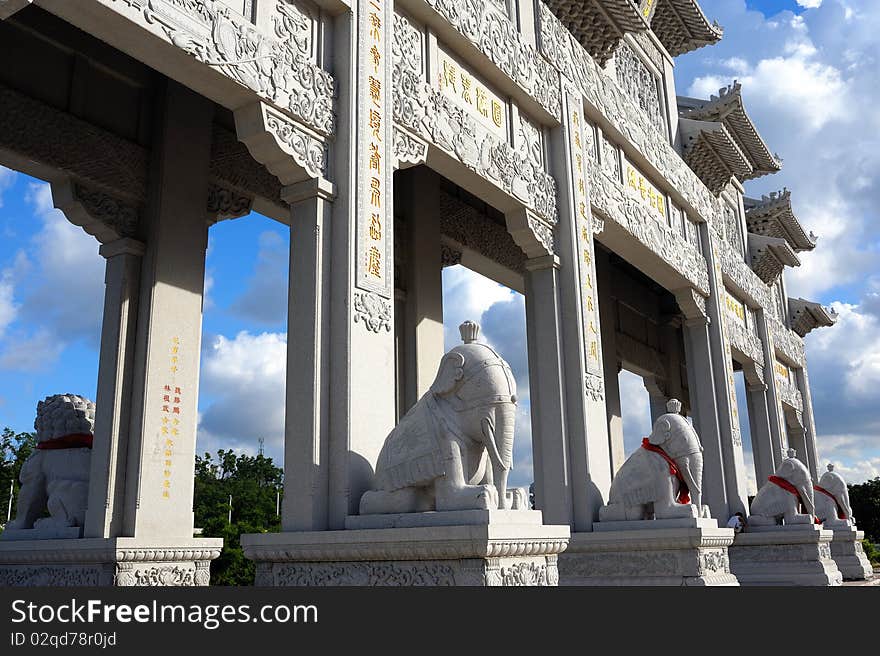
[194,449,283,586]
[0,428,37,532]
[848,477,880,544]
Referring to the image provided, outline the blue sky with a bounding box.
[1,0,878,492]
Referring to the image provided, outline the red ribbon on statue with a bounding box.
[814,484,847,520]
[641,438,690,504]
[768,475,819,523]
[35,433,94,450]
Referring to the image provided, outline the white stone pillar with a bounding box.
[703,231,749,517]
[596,247,625,475]
[122,81,213,539]
[643,376,668,424]
[84,237,144,539]
[524,255,573,525]
[756,311,786,468]
[280,177,335,532]
[744,380,775,487]
[681,314,729,519]
[795,366,820,482]
[402,167,444,412]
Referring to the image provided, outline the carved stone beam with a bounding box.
[393,126,428,171]
[234,102,329,187]
[0,0,31,20]
[50,177,140,244]
[673,287,709,322]
[206,183,254,225]
[505,207,556,259]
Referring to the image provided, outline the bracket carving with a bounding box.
[50,178,140,244]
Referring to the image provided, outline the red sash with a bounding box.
[36,433,93,450]
[768,475,819,523]
[641,438,690,504]
[814,484,846,520]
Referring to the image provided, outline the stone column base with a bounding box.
[729,525,842,586]
[0,537,222,587]
[558,518,738,586]
[828,527,874,581]
[242,510,569,586]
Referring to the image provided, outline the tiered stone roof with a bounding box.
[748,234,800,286]
[788,298,838,337]
[543,0,648,65]
[678,118,752,194]
[744,189,817,253]
[678,83,782,191]
[652,0,724,56]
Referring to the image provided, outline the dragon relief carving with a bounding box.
[392,13,558,226]
[111,0,334,136]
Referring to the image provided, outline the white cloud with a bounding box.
[0,182,104,371]
[197,331,287,461]
[797,0,823,8]
[0,166,16,208]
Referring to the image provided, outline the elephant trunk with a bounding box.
[798,482,815,516]
[481,404,515,509]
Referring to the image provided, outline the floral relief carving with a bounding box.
[393,13,558,225]
[613,42,665,135]
[110,0,334,136]
[422,0,561,120]
[725,317,764,364]
[273,562,457,586]
[353,292,393,333]
[585,373,605,403]
[768,316,806,366]
[73,183,140,238]
[264,107,328,178]
[393,126,429,169]
[588,165,710,294]
[207,183,253,221]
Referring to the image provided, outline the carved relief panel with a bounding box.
[613,41,665,136]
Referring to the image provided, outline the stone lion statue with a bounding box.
[748,449,815,527]
[599,399,710,521]
[813,464,855,528]
[359,321,518,514]
[4,394,95,535]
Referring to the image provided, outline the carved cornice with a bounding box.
[748,234,800,286]
[588,165,710,295]
[745,189,816,253]
[777,377,804,413]
[679,118,752,194]
[788,297,837,338]
[108,0,335,136]
[652,0,723,57]
[543,0,648,65]
[538,4,722,228]
[420,1,561,121]
[234,102,328,185]
[393,13,558,225]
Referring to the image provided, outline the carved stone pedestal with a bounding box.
[0,537,222,587]
[827,526,873,581]
[242,511,569,586]
[558,519,739,586]
[729,525,842,586]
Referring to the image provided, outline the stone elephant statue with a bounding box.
[748,449,815,526]
[4,394,95,536]
[599,399,710,522]
[814,464,854,528]
[359,321,518,515]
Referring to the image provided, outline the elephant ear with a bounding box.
[431,351,466,397]
[648,418,672,446]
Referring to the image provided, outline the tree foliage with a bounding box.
[0,428,37,532]
[194,449,283,586]
[848,477,880,544]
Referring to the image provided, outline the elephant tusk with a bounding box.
[481,416,508,473]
